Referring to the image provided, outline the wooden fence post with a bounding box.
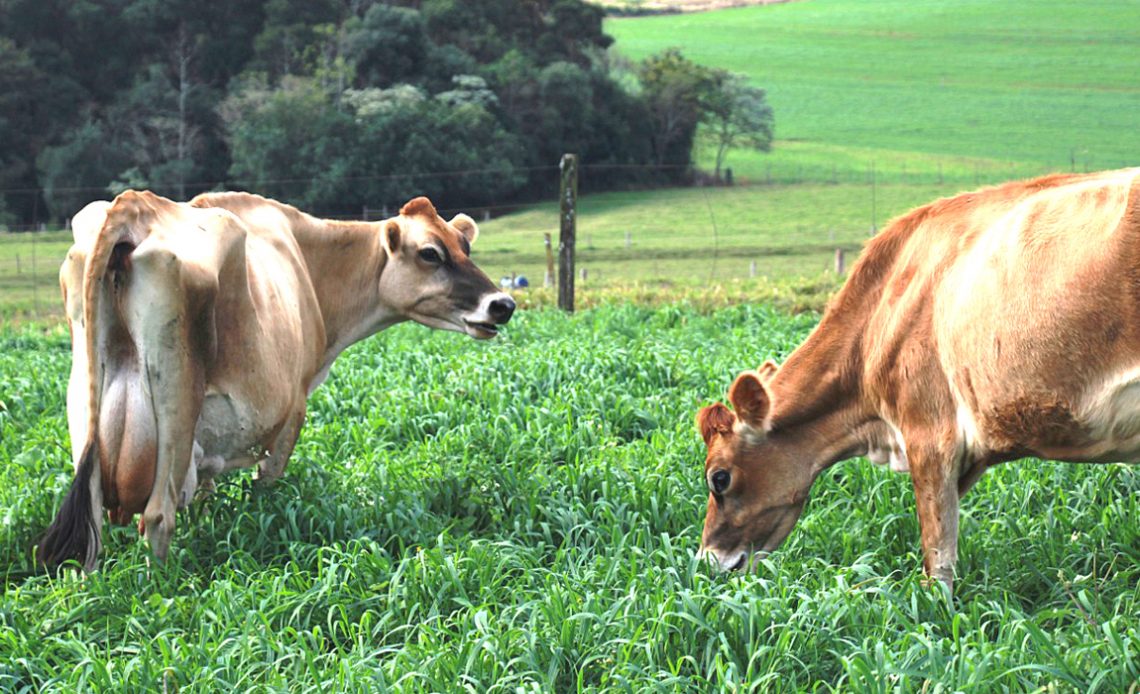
[31,233,39,317]
[558,153,577,312]
[543,232,555,288]
[834,248,846,275]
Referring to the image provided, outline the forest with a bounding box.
[0,0,767,225]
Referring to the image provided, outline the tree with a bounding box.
[344,83,526,211]
[250,0,344,81]
[0,38,54,221]
[105,62,206,200]
[703,73,773,181]
[221,76,357,212]
[343,4,429,88]
[636,49,718,171]
[37,120,132,219]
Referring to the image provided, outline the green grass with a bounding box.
[2,306,1139,690]
[475,181,966,286]
[607,0,1140,181]
[0,182,962,322]
[0,232,70,322]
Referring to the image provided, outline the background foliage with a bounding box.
[0,0,743,224]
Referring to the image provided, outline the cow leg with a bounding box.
[909,444,960,592]
[178,442,204,510]
[125,248,206,563]
[255,407,306,484]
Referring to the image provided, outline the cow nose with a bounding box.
[488,296,516,324]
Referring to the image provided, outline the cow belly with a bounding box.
[194,390,278,464]
[1064,367,1140,462]
[955,370,1140,464]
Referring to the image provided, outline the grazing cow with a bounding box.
[40,190,515,570]
[697,168,1140,590]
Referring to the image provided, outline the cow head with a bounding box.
[378,197,515,338]
[696,361,816,572]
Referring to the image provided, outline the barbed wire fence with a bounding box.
[0,152,1130,321]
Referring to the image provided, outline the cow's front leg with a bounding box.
[909,443,960,592]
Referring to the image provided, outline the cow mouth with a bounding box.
[464,320,500,339]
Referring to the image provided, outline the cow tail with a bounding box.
[39,195,140,571]
[37,442,101,570]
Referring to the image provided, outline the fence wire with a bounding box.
[1,155,1124,321]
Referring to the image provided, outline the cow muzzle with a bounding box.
[697,546,761,572]
[463,292,516,339]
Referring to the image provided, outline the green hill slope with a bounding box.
[607,0,1140,180]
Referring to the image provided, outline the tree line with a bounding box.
[0,0,772,225]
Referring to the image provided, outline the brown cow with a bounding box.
[697,168,1140,590]
[40,190,515,571]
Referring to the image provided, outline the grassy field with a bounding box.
[0,232,70,321]
[0,181,960,322]
[2,306,1138,690]
[473,181,964,285]
[607,0,1140,181]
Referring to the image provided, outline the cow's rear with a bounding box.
[41,191,217,569]
[43,194,149,568]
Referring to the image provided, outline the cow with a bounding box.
[696,168,1140,591]
[39,190,515,571]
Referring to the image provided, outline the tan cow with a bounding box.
[697,168,1140,590]
[40,190,515,570]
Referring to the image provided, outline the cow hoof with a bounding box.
[920,574,954,595]
[253,463,283,486]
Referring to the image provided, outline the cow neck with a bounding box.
[292,219,398,357]
[764,314,870,466]
[763,224,912,468]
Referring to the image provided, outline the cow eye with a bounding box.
[418,247,444,264]
[710,470,731,494]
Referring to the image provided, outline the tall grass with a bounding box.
[1,305,1137,691]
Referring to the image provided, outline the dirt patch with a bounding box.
[596,0,800,14]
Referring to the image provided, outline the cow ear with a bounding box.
[449,213,479,246]
[757,359,779,383]
[696,402,735,445]
[381,219,402,256]
[729,371,771,428]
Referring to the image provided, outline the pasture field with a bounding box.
[607,0,1140,182]
[2,305,1138,691]
[0,232,70,321]
[0,180,974,322]
[473,181,967,285]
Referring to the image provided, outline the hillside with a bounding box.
[606,0,1140,180]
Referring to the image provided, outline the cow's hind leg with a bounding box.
[125,248,208,562]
